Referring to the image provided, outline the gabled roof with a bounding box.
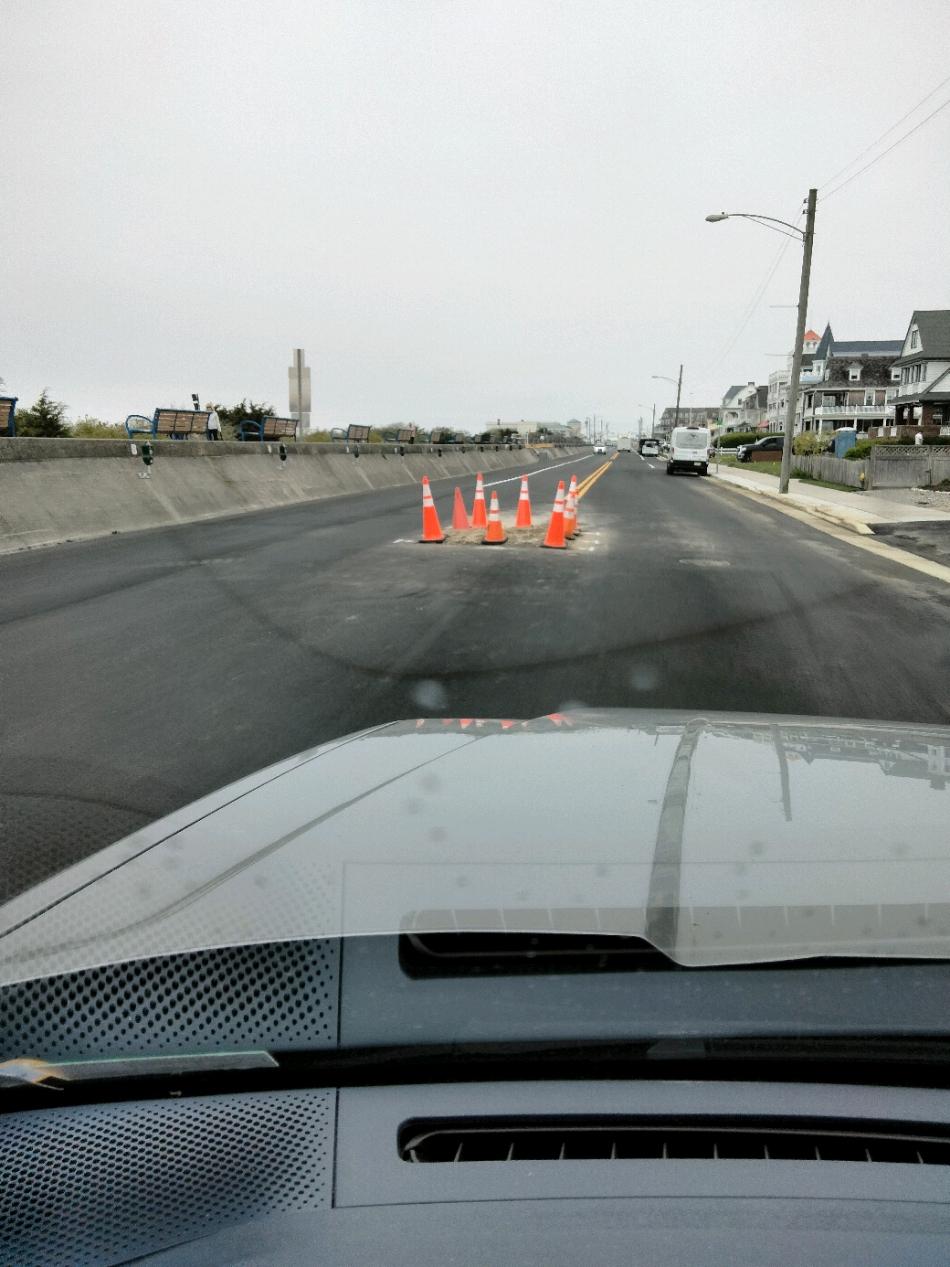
[814,323,834,360]
[722,384,745,404]
[907,310,950,358]
[803,329,821,342]
[831,339,902,357]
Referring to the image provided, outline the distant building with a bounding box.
[878,310,950,439]
[720,383,768,432]
[766,329,820,431]
[797,323,901,434]
[655,405,719,437]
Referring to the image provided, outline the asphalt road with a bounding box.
[3,448,950,900]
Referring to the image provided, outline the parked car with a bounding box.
[738,435,784,462]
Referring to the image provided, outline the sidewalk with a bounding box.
[709,463,950,535]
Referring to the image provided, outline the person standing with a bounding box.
[915,429,924,447]
[207,408,222,441]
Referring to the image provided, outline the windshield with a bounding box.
[3,4,950,1065]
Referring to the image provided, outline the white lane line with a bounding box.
[481,453,598,489]
[647,463,655,470]
[638,453,646,462]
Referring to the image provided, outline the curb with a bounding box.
[709,471,875,535]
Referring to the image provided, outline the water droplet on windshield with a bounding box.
[410,679,448,711]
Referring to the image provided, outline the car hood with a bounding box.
[2,709,950,984]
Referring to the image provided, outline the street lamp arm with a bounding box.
[705,211,804,239]
[650,374,678,384]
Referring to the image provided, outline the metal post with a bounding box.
[779,188,817,494]
[673,365,683,431]
[651,403,656,436]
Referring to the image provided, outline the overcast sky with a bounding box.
[3,0,949,429]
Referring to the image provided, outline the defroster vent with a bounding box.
[400,1117,950,1165]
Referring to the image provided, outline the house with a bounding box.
[720,383,768,432]
[877,310,950,439]
[796,324,901,435]
[766,329,820,431]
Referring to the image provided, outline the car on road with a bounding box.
[738,434,785,462]
[593,443,607,454]
[665,425,712,475]
[640,438,659,457]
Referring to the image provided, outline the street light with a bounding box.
[706,189,817,494]
[651,366,683,435]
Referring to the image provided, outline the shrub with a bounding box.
[71,417,126,438]
[843,440,873,460]
[792,432,828,456]
[716,431,760,449]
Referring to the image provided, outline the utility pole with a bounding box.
[779,188,817,494]
[673,364,683,431]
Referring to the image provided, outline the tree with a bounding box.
[15,389,69,437]
[204,398,276,440]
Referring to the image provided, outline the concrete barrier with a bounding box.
[0,438,588,553]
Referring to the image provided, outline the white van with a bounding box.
[666,426,711,476]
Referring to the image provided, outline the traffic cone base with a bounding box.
[452,486,470,529]
[420,476,446,543]
[483,490,507,544]
[471,472,488,528]
[514,475,533,528]
[541,480,567,549]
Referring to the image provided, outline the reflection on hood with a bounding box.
[1,709,949,985]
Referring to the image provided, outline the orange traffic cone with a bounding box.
[567,474,581,535]
[541,481,567,549]
[452,486,470,529]
[514,475,533,527]
[420,476,446,543]
[483,490,507,544]
[470,472,488,528]
[563,486,577,539]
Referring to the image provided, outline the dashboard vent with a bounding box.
[399,931,673,977]
[399,1117,950,1165]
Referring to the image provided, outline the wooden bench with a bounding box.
[154,408,210,438]
[0,396,17,436]
[261,416,297,440]
[237,416,297,442]
[124,408,211,439]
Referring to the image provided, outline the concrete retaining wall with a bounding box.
[0,438,585,553]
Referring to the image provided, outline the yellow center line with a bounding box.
[576,453,618,499]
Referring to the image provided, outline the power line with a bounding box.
[823,93,950,200]
[701,206,804,379]
[819,71,950,193]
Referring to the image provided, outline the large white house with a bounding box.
[796,324,901,434]
[766,329,820,431]
[880,310,950,438]
[720,383,768,432]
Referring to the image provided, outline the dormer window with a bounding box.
[910,327,920,350]
[848,365,861,382]
[891,368,901,382]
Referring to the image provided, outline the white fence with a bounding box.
[869,446,950,489]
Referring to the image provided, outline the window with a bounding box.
[910,327,920,350]
[864,392,874,406]
[891,368,901,382]
[849,366,861,382]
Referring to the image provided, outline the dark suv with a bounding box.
[738,434,784,462]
